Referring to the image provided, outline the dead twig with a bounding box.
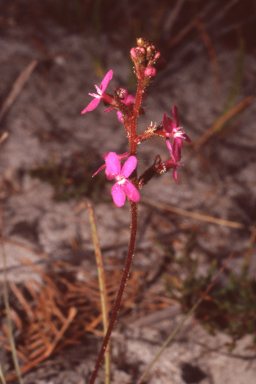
[141,196,255,232]
[0,60,38,124]
[194,96,255,149]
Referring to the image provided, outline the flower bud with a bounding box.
[130,47,137,60]
[144,66,157,77]
[136,47,146,56]
[154,51,161,60]
[137,37,145,47]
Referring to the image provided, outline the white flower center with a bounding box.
[116,175,126,185]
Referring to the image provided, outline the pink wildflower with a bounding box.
[93,151,130,179]
[105,152,140,207]
[163,106,191,162]
[162,106,191,184]
[81,70,113,114]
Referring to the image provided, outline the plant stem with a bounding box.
[89,201,138,384]
[87,201,111,384]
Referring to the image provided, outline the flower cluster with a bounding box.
[81,38,191,207]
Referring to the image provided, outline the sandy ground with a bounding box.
[0,12,256,384]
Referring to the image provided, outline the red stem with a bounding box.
[88,201,138,384]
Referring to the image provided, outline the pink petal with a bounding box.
[163,113,175,133]
[111,183,126,207]
[100,70,113,93]
[118,152,130,160]
[105,167,115,180]
[104,106,115,113]
[173,167,179,184]
[142,93,147,103]
[102,151,129,161]
[172,138,182,162]
[166,139,174,159]
[184,133,191,143]
[125,95,135,105]
[105,152,121,176]
[81,97,100,114]
[172,105,179,127]
[121,156,137,178]
[92,164,106,177]
[122,181,140,203]
[117,111,123,122]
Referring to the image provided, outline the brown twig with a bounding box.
[0,60,38,124]
[141,196,255,232]
[194,96,255,150]
[195,17,220,97]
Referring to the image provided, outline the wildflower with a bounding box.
[81,70,113,114]
[162,106,191,184]
[163,106,191,162]
[93,151,130,179]
[105,152,140,207]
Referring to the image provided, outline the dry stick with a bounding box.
[87,201,111,384]
[0,203,24,384]
[194,96,255,150]
[136,252,234,384]
[0,365,7,384]
[167,1,215,48]
[163,0,185,34]
[88,201,138,384]
[195,17,220,97]
[0,132,9,146]
[141,196,255,232]
[0,60,38,124]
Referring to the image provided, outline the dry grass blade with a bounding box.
[167,2,215,48]
[194,96,255,149]
[0,203,23,384]
[0,60,38,124]
[0,132,8,146]
[9,282,34,320]
[87,201,111,384]
[0,364,7,384]
[163,0,184,34]
[195,17,220,97]
[141,196,254,231]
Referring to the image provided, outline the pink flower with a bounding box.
[81,70,113,114]
[161,157,183,185]
[162,106,191,184]
[163,106,191,162]
[105,152,140,207]
[93,151,130,179]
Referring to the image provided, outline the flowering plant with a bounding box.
[82,38,191,384]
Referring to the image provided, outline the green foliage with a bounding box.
[164,232,256,349]
[29,151,110,202]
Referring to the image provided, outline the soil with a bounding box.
[0,1,256,383]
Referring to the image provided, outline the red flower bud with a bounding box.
[130,47,137,60]
[144,66,156,77]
